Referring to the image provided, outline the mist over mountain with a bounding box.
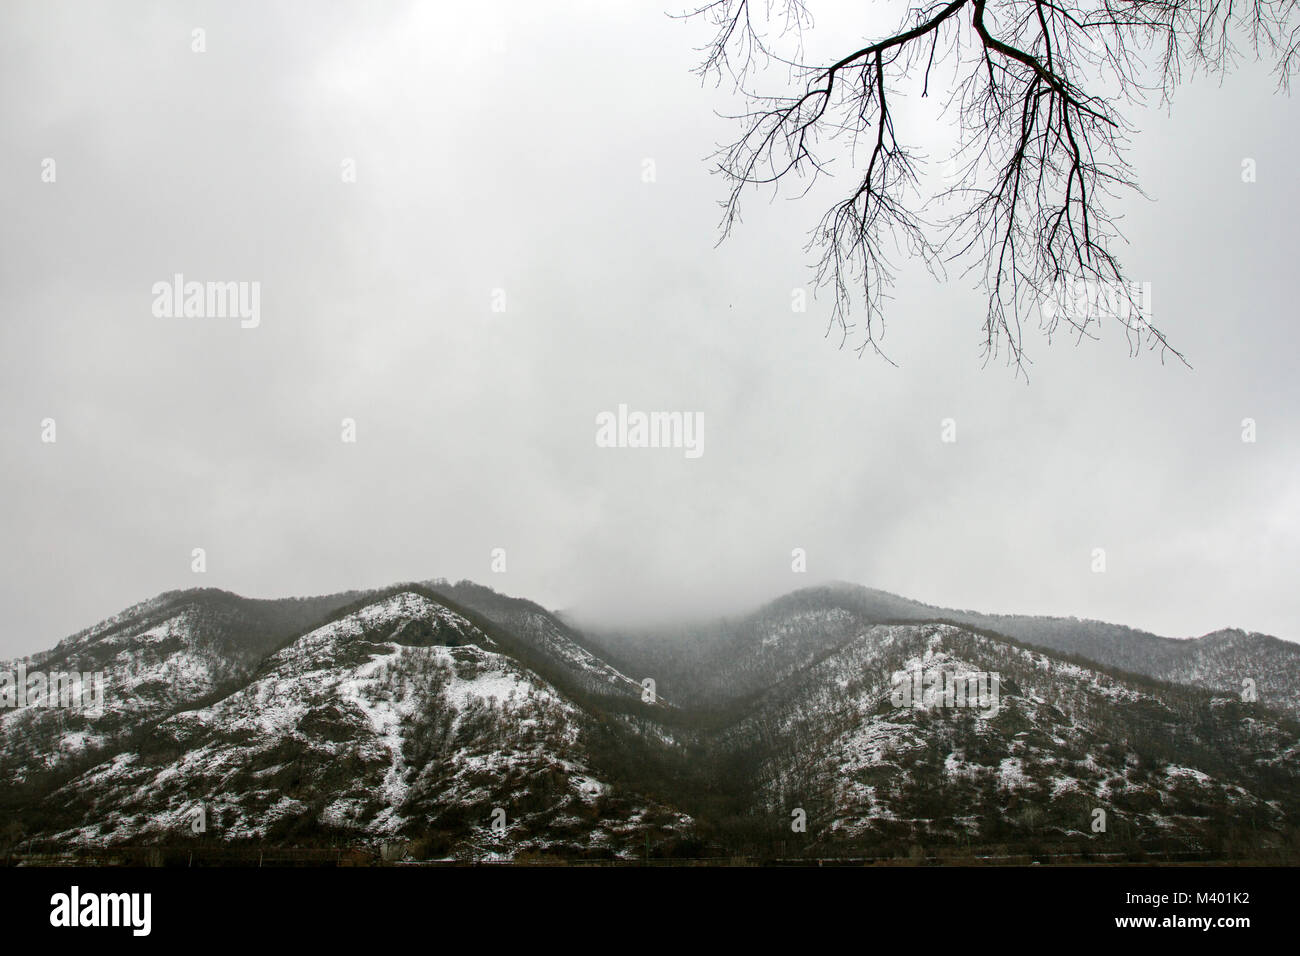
[3,579,1298,863]
[580,582,1300,717]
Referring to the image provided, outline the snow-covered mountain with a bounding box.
[0,588,365,780]
[2,584,693,861]
[4,580,1298,862]
[702,622,1300,858]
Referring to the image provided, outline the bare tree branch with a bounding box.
[681,0,1300,372]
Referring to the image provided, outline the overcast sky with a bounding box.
[1,0,1297,658]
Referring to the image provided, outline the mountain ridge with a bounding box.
[4,578,1298,862]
